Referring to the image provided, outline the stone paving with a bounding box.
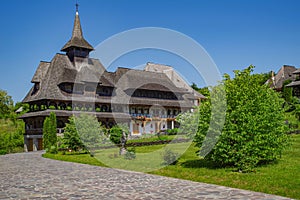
[0,152,292,200]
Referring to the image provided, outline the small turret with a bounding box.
[61,4,94,61]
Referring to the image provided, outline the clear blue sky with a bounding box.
[1,0,300,102]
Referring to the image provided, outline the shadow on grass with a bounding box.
[181,159,219,169]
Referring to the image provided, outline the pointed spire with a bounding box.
[61,4,94,52]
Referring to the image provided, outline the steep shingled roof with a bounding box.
[266,65,296,90]
[22,54,107,103]
[61,10,93,52]
[31,61,50,83]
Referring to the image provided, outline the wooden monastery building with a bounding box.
[20,7,205,151]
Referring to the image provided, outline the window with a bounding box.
[31,83,40,95]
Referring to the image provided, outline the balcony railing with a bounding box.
[25,128,64,135]
[130,113,177,119]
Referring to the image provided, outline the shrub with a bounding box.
[0,149,7,155]
[166,128,178,135]
[124,148,136,160]
[48,145,57,154]
[109,124,129,144]
[194,66,290,172]
[62,116,85,152]
[162,148,179,165]
[43,112,57,151]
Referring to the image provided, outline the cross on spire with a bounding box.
[76,3,79,13]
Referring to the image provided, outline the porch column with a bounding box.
[171,120,174,129]
[33,138,38,151]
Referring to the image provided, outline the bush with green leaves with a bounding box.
[124,148,136,160]
[194,66,290,172]
[74,114,105,153]
[0,119,24,154]
[166,128,179,135]
[62,114,105,154]
[43,112,57,152]
[109,124,129,144]
[0,90,14,119]
[62,116,85,152]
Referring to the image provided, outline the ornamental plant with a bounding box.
[109,124,129,144]
[195,66,290,172]
[43,112,57,152]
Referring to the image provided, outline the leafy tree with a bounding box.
[191,83,210,97]
[74,114,105,154]
[62,116,85,152]
[194,66,289,172]
[191,82,200,91]
[252,71,272,85]
[62,114,105,154]
[109,124,129,144]
[0,119,24,154]
[282,80,293,103]
[177,110,200,137]
[0,90,14,119]
[43,112,57,152]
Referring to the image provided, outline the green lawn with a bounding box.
[43,134,300,199]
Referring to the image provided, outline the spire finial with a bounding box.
[76,1,79,15]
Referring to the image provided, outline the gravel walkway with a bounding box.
[0,152,292,199]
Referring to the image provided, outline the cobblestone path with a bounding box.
[0,152,292,199]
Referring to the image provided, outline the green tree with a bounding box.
[43,112,57,152]
[0,90,14,119]
[191,83,210,97]
[0,119,24,154]
[282,79,293,103]
[74,114,105,155]
[62,116,85,152]
[62,114,105,154]
[109,124,129,144]
[194,66,289,172]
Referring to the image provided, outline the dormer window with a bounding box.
[31,83,40,95]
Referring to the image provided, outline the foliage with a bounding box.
[162,148,179,165]
[109,124,129,144]
[194,66,289,172]
[166,128,179,135]
[43,112,57,152]
[0,119,24,154]
[0,90,14,119]
[14,102,30,115]
[74,114,105,154]
[293,103,300,121]
[282,79,293,103]
[49,145,58,154]
[177,110,200,139]
[62,116,85,152]
[62,114,105,154]
[191,83,210,97]
[252,71,272,85]
[124,147,136,160]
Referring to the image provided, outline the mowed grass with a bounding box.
[43,134,300,199]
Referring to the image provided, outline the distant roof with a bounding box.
[266,65,296,89]
[61,11,93,52]
[15,107,23,113]
[286,80,300,87]
[292,68,300,74]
